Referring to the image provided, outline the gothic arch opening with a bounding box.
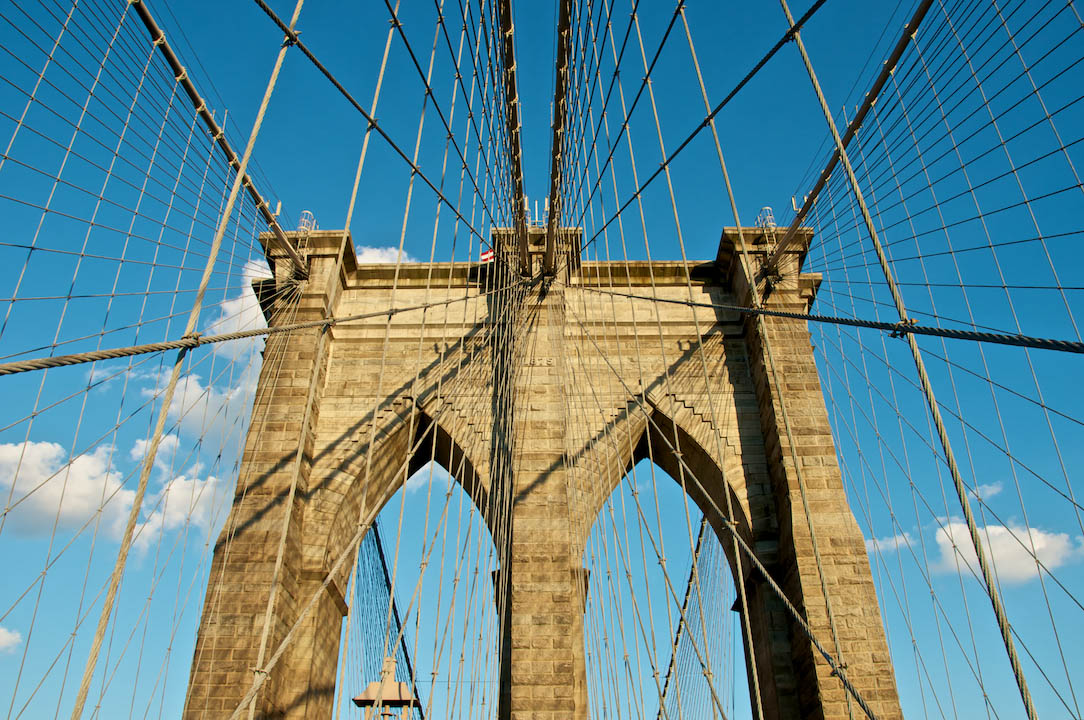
[333,460,499,718]
[632,406,757,567]
[574,404,763,718]
[241,404,497,718]
[569,399,757,573]
[324,405,493,565]
[579,453,756,719]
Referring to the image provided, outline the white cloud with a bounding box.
[203,247,410,362]
[0,626,21,653]
[156,245,406,450]
[970,481,1003,502]
[142,369,257,444]
[404,462,452,495]
[135,471,222,550]
[204,248,409,350]
[934,521,1084,583]
[85,363,124,388]
[203,260,272,361]
[0,436,231,550]
[128,434,180,472]
[0,441,133,539]
[356,246,413,264]
[866,531,913,554]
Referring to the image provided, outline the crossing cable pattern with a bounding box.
[0,2,520,715]
[1,2,292,715]
[0,1,1082,719]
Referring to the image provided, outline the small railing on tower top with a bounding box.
[755,206,776,229]
[298,209,317,233]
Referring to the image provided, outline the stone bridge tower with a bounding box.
[182,227,902,719]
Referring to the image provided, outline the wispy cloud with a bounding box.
[0,626,21,653]
[202,260,272,361]
[404,461,452,495]
[134,469,223,551]
[969,481,1003,502]
[0,436,228,550]
[84,363,126,388]
[0,441,133,539]
[141,368,258,444]
[128,433,180,473]
[934,520,1084,583]
[866,531,913,554]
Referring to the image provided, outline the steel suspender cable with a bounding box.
[564,303,883,720]
[248,0,495,248]
[5,0,1083,716]
[656,518,709,719]
[127,0,306,276]
[765,0,935,272]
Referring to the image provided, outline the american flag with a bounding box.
[480,248,494,263]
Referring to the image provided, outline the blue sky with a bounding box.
[0,0,1082,718]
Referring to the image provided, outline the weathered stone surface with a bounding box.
[183,229,901,720]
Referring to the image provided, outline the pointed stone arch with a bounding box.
[319,401,493,585]
[281,399,493,719]
[186,384,493,719]
[571,393,803,718]
[568,391,760,555]
[566,358,893,720]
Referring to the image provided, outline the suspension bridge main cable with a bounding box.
[765,0,935,271]
[576,286,1084,354]
[778,0,1040,715]
[127,0,307,276]
[67,1,309,716]
[0,286,520,377]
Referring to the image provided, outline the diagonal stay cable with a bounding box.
[382,0,504,233]
[129,0,306,274]
[568,0,680,235]
[249,0,494,247]
[369,520,427,720]
[580,0,829,255]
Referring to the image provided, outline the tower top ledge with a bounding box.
[258,226,819,302]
